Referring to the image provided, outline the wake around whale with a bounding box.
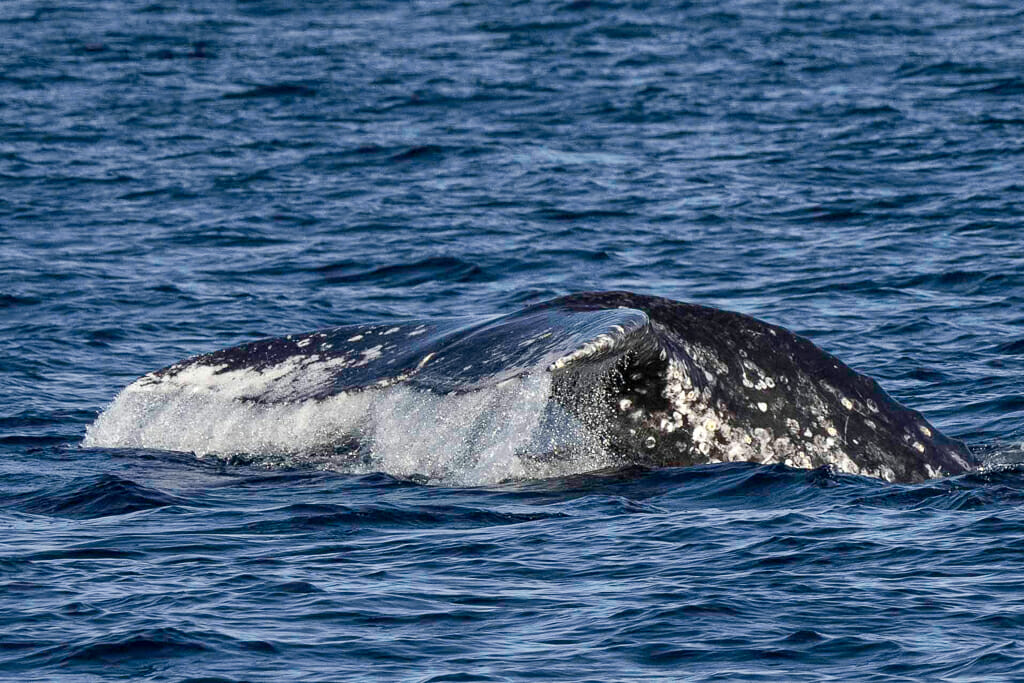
[85,292,976,485]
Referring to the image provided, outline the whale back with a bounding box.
[541,292,974,483]
[84,292,975,483]
[130,304,652,400]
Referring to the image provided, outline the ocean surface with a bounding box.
[3,0,1024,679]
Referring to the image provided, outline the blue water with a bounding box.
[4,0,1024,679]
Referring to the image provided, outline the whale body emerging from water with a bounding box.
[86,292,975,483]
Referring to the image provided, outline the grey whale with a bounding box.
[86,292,975,483]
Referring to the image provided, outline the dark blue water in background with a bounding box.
[4,0,1024,679]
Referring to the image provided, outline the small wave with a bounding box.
[222,83,317,99]
[389,144,446,162]
[993,338,1024,354]
[851,466,1024,511]
[118,185,197,201]
[210,502,566,536]
[26,546,147,561]
[12,474,187,518]
[19,626,280,673]
[266,501,568,529]
[975,78,1024,96]
[532,208,636,222]
[316,255,492,286]
[975,115,1024,127]
[0,293,41,308]
[58,627,212,665]
[851,484,996,511]
[894,59,992,79]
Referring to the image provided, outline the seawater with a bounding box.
[3,0,1024,680]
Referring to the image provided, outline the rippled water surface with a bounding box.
[4,0,1024,680]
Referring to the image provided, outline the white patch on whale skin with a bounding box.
[357,345,383,365]
[133,355,350,403]
[682,342,729,379]
[658,357,904,482]
[548,333,618,370]
[740,360,774,391]
[519,330,555,348]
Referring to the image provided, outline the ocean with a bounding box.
[3,0,1024,679]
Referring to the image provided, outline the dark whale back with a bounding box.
[538,292,973,483]
[85,292,975,483]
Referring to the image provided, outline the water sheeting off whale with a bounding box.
[85,292,976,484]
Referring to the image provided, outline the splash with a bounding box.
[84,370,615,487]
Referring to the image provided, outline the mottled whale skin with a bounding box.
[96,292,975,483]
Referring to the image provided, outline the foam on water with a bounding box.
[84,369,614,486]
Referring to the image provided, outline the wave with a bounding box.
[12,474,187,518]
